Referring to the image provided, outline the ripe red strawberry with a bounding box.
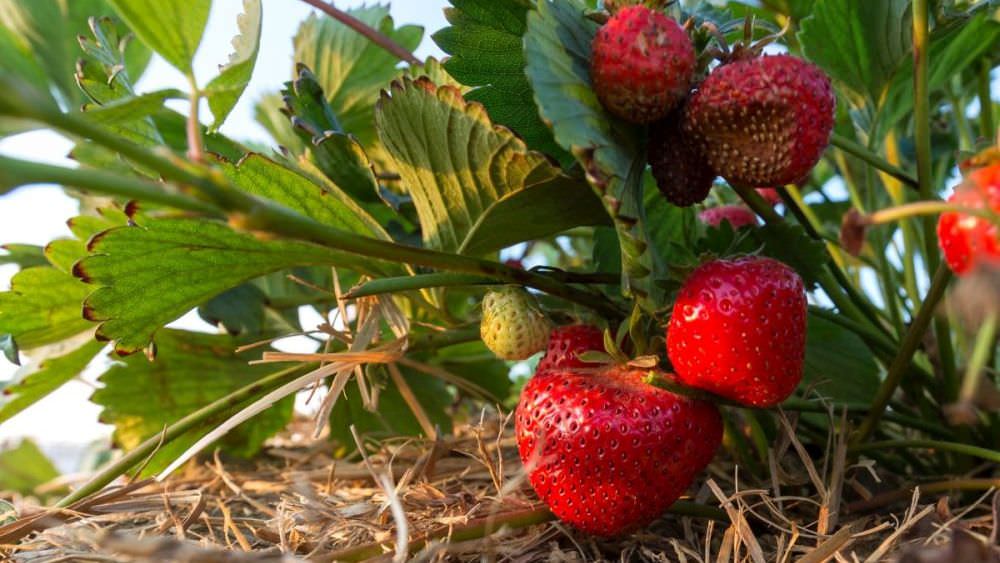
[667,256,807,407]
[590,6,695,124]
[648,112,716,206]
[515,365,722,536]
[699,205,757,229]
[937,163,1000,276]
[603,0,669,14]
[757,187,782,206]
[537,324,606,373]
[683,54,835,187]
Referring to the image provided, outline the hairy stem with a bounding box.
[851,263,952,446]
[298,0,421,65]
[185,73,204,163]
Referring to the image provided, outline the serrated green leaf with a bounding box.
[0,439,60,495]
[205,0,262,129]
[254,93,305,153]
[81,89,184,124]
[197,283,267,336]
[524,0,662,310]
[44,239,89,273]
[803,312,880,404]
[799,0,912,102]
[404,56,464,90]
[293,5,423,151]
[0,267,94,350]
[74,218,381,354]
[108,0,209,73]
[78,14,152,94]
[91,329,294,475]
[0,244,47,268]
[279,67,380,202]
[0,339,103,424]
[216,153,396,254]
[431,341,512,401]
[643,173,698,268]
[375,77,608,255]
[0,15,51,105]
[433,0,569,164]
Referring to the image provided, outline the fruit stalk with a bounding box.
[851,263,953,446]
[297,0,421,65]
[829,133,918,189]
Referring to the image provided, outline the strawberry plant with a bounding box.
[0,0,998,558]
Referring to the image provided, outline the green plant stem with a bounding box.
[0,80,625,318]
[55,365,306,508]
[850,439,1000,465]
[318,501,725,561]
[344,271,620,299]
[979,60,995,136]
[847,478,1000,513]
[0,156,224,217]
[851,263,953,446]
[407,327,481,352]
[867,201,1000,226]
[185,73,204,163]
[806,306,897,359]
[959,313,998,403]
[829,133,918,189]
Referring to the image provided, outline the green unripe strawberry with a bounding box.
[481,287,553,360]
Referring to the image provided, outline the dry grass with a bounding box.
[2,411,998,562]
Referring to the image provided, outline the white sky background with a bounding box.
[0,0,449,468]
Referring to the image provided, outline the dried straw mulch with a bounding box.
[2,410,998,562]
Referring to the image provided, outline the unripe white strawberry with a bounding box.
[480,287,552,360]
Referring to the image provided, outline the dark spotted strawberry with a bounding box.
[648,111,716,206]
[590,5,695,123]
[683,54,834,187]
[516,365,722,536]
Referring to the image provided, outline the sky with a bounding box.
[0,0,450,469]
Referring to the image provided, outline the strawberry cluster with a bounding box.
[511,254,807,536]
[591,1,834,216]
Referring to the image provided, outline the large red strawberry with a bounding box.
[667,256,807,407]
[699,205,757,229]
[648,111,716,206]
[937,163,1000,276]
[683,54,834,187]
[516,365,722,536]
[590,5,695,123]
[537,324,605,373]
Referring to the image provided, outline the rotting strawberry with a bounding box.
[648,111,716,206]
[515,364,722,536]
[683,54,835,187]
[590,5,695,124]
[698,205,758,229]
[667,256,807,407]
[937,163,1000,276]
[537,324,606,373]
[481,286,552,361]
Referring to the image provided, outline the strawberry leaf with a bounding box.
[799,0,912,103]
[0,439,61,496]
[0,339,104,424]
[523,0,664,311]
[0,244,47,269]
[433,0,570,165]
[374,78,609,255]
[107,0,209,73]
[91,329,294,475]
[204,0,262,129]
[753,223,828,289]
[803,312,880,404]
[293,5,422,152]
[73,218,382,355]
[0,267,94,350]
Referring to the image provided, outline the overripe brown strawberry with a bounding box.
[515,365,722,536]
[648,111,716,206]
[699,205,757,229]
[937,163,1000,276]
[590,6,695,123]
[683,54,835,187]
[537,324,606,373]
[667,256,807,407]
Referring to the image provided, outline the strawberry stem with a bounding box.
[297,0,421,66]
[829,133,918,189]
